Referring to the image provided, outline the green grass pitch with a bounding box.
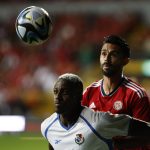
[0,132,49,150]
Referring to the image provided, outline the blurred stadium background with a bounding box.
[0,0,150,150]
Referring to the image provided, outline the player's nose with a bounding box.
[54,92,62,101]
[105,53,112,62]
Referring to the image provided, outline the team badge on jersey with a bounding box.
[75,134,84,145]
[113,101,123,111]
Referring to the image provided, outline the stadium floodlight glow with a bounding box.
[142,60,150,76]
[0,115,25,132]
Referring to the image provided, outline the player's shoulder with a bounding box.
[41,113,58,131]
[81,107,95,116]
[41,113,58,138]
[82,107,130,119]
[101,111,132,121]
[83,79,102,92]
[90,79,102,87]
[122,76,147,98]
[81,107,104,122]
[81,107,131,124]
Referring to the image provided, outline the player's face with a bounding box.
[100,43,126,77]
[53,80,76,114]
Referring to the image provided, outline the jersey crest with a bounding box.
[113,101,123,111]
[75,134,84,145]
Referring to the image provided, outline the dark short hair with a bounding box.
[103,35,130,58]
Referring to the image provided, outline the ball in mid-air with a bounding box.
[15,6,52,45]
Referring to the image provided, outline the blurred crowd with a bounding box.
[0,9,150,118]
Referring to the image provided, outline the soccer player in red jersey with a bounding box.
[82,35,150,150]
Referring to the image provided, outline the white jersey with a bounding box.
[41,107,131,150]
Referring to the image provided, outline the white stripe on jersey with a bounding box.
[91,80,102,87]
[88,80,102,88]
[123,78,146,98]
[123,84,141,98]
[83,80,102,94]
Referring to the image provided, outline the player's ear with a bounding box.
[123,57,130,66]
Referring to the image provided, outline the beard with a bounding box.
[101,63,122,77]
[101,68,116,77]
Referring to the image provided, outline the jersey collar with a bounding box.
[101,77,125,97]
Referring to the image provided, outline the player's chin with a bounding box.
[55,109,62,114]
[55,106,63,114]
[102,69,115,77]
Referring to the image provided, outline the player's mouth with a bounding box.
[54,101,63,107]
[103,63,112,69]
[55,102,61,106]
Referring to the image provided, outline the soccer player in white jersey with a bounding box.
[41,73,150,150]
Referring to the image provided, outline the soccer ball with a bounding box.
[15,6,52,45]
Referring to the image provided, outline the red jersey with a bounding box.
[82,77,150,150]
[82,76,150,121]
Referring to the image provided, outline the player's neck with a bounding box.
[59,106,83,128]
[103,74,123,95]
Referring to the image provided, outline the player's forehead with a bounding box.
[54,79,72,90]
[101,43,121,52]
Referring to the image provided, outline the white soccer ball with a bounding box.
[15,6,52,45]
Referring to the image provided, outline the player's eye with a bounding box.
[62,90,70,96]
[101,51,107,56]
[111,51,121,57]
[53,89,58,94]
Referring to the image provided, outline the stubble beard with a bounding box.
[101,68,116,77]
